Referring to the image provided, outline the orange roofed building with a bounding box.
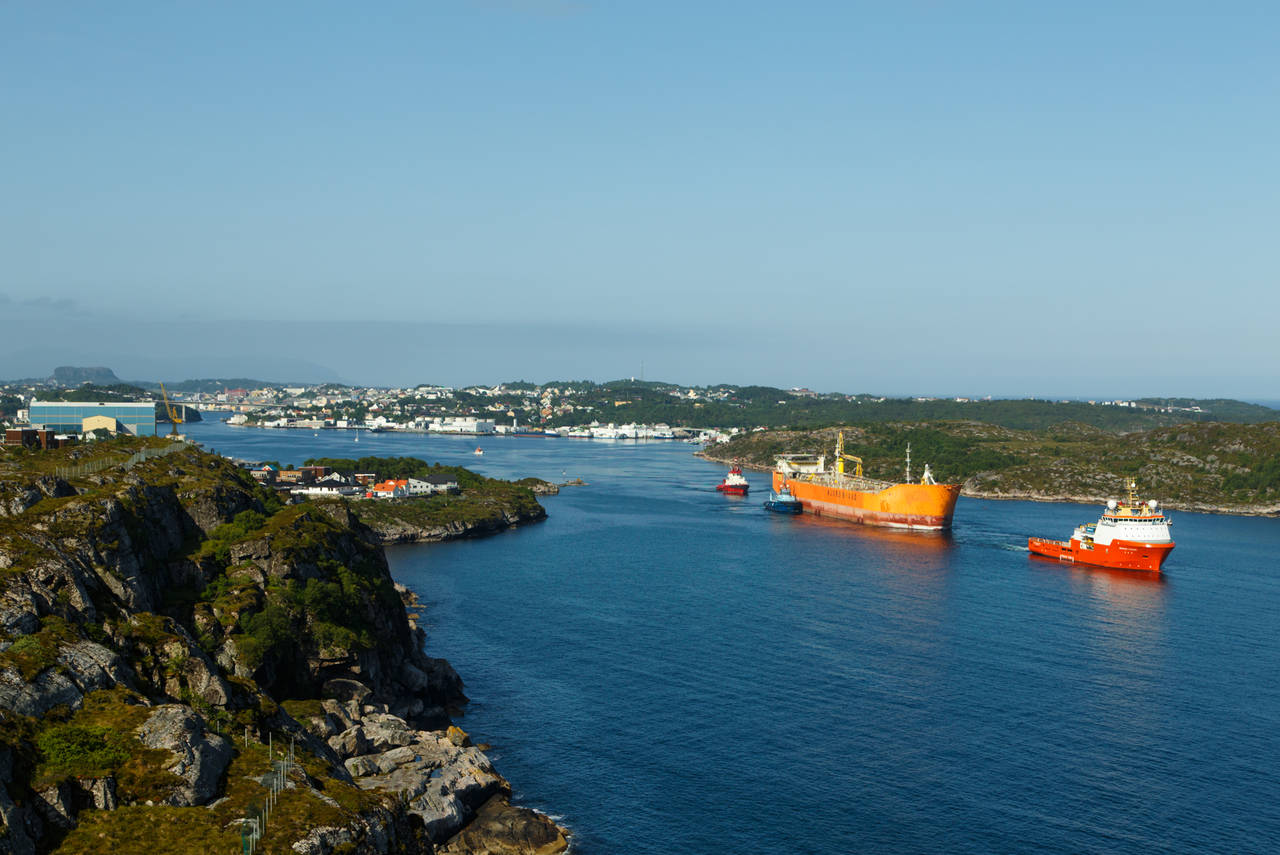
[368,479,409,499]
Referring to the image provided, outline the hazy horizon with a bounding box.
[1,310,1276,408]
[3,3,1277,402]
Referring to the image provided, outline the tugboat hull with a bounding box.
[1028,536,1174,573]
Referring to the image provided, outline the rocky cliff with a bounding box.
[0,439,567,854]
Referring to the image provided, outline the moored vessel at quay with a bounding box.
[1028,479,1174,572]
[771,433,960,530]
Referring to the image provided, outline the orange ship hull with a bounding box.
[1027,536,1174,573]
[772,474,961,530]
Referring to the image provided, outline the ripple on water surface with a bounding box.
[188,423,1280,854]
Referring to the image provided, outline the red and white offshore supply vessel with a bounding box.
[1028,479,1175,573]
[716,462,750,495]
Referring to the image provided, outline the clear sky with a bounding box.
[2,1,1277,397]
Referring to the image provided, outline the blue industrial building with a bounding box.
[27,401,158,436]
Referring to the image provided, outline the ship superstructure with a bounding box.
[717,462,750,495]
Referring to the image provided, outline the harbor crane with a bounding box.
[159,383,184,438]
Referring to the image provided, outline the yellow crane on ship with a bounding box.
[159,383,183,438]
[834,431,864,477]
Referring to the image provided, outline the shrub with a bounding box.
[37,724,131,776]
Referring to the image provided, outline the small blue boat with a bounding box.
[763,486,803,514]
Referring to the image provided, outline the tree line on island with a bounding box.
[704,421,1280,513]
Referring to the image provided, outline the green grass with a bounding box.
[0,616,81,680]
[30,688,185,801]
[196,509,268,563]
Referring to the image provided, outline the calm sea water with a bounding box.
[187,420,1280,854]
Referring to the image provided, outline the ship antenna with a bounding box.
[905,442,911,484]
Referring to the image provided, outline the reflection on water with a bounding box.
[794,513,956,552]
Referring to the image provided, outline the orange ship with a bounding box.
[1028,479,1174,573]
[771,433,961,530]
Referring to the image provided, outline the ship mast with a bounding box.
[905,443,911,484]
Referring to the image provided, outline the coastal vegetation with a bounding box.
[301,456,548,542]
[703,421,1280,514]
[556,383,1278,432]
[0,437,567,852]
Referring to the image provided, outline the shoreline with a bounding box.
[695,450,1280,518]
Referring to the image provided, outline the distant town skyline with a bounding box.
[0,307,1275,407]
[3,3,1277,400]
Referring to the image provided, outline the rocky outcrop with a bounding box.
[0,642,132,717]
[134,705,233,806]
[0,442,567,854]
[0,475,76,519]
[32,776,117,829]
[439,796,571,855]
[358,506,547,546]
[297,700,565,852]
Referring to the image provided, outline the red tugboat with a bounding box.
[716,462,750,495]
[1028,479,1175,573]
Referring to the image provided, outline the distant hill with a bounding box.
[540,380,1280,432]
[1133,398,1280,422]
[132,378,283,394]
[51,365,120,385]
[36,383,150,402]
[702,421,1280,515]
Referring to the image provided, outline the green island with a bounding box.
[299,456,550,543]
[0,437,568,854]
[700,421,1280,515]
[547,383,1279,432]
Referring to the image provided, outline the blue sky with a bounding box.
[2,1,1277,397]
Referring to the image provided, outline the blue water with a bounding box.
[186,421,1280,854]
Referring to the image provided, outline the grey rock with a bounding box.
[289,826,357,855]
[0,781,37,855]
[363,715,413,752]
[76,778,117,814]
[351,730,505,844]
[32,782,75,830]
[321,698,356,731]
[322,678,371,705]
[57,641,132,692]
[0,640,134,717]
[155,637,230,706]
[413,787,467,843]
[0,667,84,717]
[327,726,371,758]
[374,746,418,774]
[399,662,429,691]
[0,603,39,638]
[135,705,232,806]
[388,697,424,721]
[343,755,381,778]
